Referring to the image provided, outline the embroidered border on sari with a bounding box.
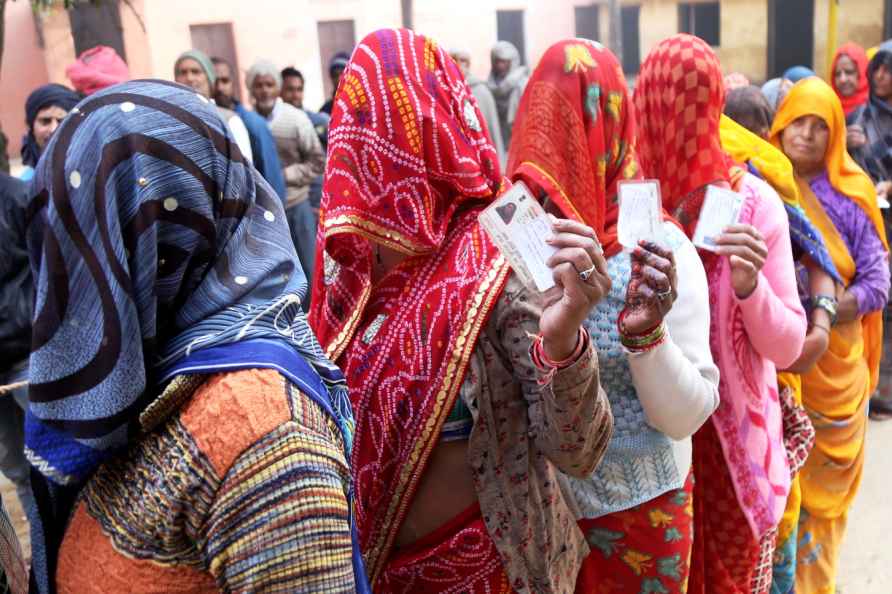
[365,255,510,582]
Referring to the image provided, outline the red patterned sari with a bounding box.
[309,28,510,589]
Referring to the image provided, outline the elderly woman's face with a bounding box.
[780,114,829,176]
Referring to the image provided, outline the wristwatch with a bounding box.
[811,294,839,326]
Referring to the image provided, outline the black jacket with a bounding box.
[0,172,32,372]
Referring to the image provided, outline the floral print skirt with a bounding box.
[575,471,694,594]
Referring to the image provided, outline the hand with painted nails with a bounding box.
[620,240,678,335]
[713,223,768,299]
[540,217,611,361]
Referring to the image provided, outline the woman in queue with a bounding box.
[634,34,808,594]
[508,39,719,594]
[309,29,614,593]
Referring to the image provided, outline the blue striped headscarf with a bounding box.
[25,80,355,593]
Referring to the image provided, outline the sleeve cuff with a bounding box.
[533,331,598,392]
[732,271,767,309]
[846,284,872,316]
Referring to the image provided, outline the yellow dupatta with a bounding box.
[770,78,888,519]
[720,114,801,208]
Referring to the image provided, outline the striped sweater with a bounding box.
[55,369,355,593]
[263,99,325,209]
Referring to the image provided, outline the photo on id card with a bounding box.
[692,185,746,251]
[478,181,558,292]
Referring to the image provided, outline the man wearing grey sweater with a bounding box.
[248,60,325,299]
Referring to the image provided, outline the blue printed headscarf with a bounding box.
[24,80,355,593]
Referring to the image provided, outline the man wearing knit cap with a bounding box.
[487,40,529,150]
[319,51,350,115]
[174,49,254,163]
[248,60,324,300]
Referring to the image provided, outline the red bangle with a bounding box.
[617,308,661,338]
[533,327,587,369]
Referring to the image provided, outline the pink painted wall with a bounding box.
[1,2,50,162]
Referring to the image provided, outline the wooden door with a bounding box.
[575,4,601,42]
[496,9,526,64]
[767,0,814,78]
[621,5,640,74]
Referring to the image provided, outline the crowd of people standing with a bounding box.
[0,24,890,594]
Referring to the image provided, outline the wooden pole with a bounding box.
[826,0,839,78]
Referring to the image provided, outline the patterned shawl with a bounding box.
[635,35,795,538]
[508,38,643,258]
[308,29,507,583]
[633,34,733,238]
[831,42,870,117]
[25,80,354,594]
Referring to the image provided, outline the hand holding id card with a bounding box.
[617,180,664,250]
[692,185,746,251]
[479,182,558,292]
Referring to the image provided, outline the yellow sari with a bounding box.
[770,78,888,594]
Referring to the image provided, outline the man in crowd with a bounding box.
[320,51,350,115]
[487,40,529,151]
[212,56,287,201]
[20,84,81,181]
[450,47,505,166]
[248,60,325,296]
[174,49,254,164]
[281,66,329,215]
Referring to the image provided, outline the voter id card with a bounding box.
[479,181,558,292]
[617,180,664,250]
[692,185,746,251]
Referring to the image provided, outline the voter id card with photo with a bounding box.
[478,181,558,292]
[692,185,746,251]
[617,180,664,250]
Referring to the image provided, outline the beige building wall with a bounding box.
[716,0,768,82]
[1,1,50,158]
[2,0,887,160]
[138,0,401,111]
[815,0,885,79]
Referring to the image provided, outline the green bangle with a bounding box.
[620,322,667,351]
